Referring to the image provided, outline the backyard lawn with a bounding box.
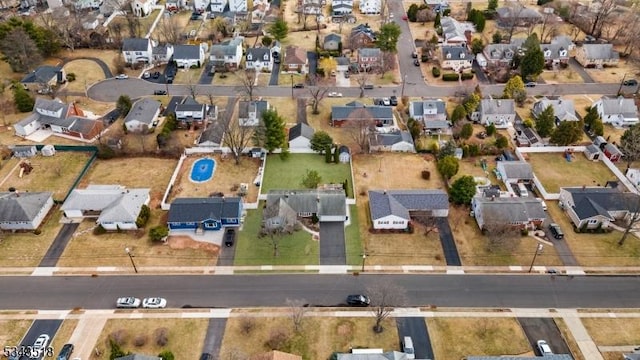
[261,154,353,197]
[525,152,616,194]
[428,317,532,360]
[234,205,319,266]
[345,205,363,266]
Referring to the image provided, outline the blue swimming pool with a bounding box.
[190,158,216,183]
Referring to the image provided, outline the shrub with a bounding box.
[461,72,474,80]
[108,340,128,360]
[33,229,42,235]
[133,334,148,347]
[432,66,441,77]
[109,329,129,346]
[421,170,431,180]
[442,73,460,81]
[66,73,76,82]
[158,351,174,360]
[149,225,168,242]
[93,225,107,235]
[265,328,289,350]
[135,204,151,228]
[154,327,169,346]
[240,317,255,335]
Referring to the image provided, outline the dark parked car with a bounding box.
[152,71,161,79]
[199,354,213,360]
[624,79,638,86]
[154,90,167,95]
[56,343,74,360]
[293,83,304,88]
[363,84,374,89]
[411,51,418,58]
[390,95,398,106]
[413,59,420,66]
[346,294,370,307]
[224,229,235,247]
[166,76,174,84]
[525,82,536,87]
[549,223,564,239]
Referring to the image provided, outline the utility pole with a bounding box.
[528,243,544,273]
[125,247,138,273]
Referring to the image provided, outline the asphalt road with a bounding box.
[1,275,640,310]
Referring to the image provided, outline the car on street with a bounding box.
[56,343,74,360]
[33,334,50,357]
[293,83,304,88]
[115,74,128,80]
[549,223,564,239]
[536,340,553,356]
[390,95,398,106]
[142,71,150,79]
[411,51,418,58]
[154,90,167,95]
[624,79,638,86]
[166,76,174,84]
[346,294,370,306]
[382,97,391,106]
[402,14,408,20]
[525,82,536,87]
[363,84,374,89]
[116,297,141,308]
[224,229,235,247]
[152,71,161,79]
[413,59,420,66]
[327,92,343,97]
[142,297,167,308]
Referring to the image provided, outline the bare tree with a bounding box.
[411,213,438,236]
[157,16,181,44]
[307,79,330,115]
[0,99,14,126]
[618,195,640,246]
[260,201,295,257]
[380,52,396,78]
[366,279,407,333]
[285,298,308,333]
[588,0,616,38]
[0,28,42,73]
[237,69,258,100]
[345,108,376,153]
[504,3,526,42]
[354,71,370,98]
[483,222,522,253]
[222,119,254,165]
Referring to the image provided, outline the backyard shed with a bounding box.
[12,145,37,158]
[338,146,350,163]
[594,136,607,150]
[41,145,56,157]
[603,143,623,162]
[584,144,600,161]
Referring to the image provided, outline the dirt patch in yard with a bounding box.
[167,235,220,254]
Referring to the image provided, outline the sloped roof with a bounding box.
[251,350,302,360]
[168,197,242,222]
[238,100,269,119]
[210,37,244,56]
[332,105,393,121]
[21,65,62,84]
[172,44,201,60]
[441,16,475,40]
[582,43,618,60]
[410,99,446,118]
[284,45,307,64]
[68,116,103,137]
[358,47,381,58]
[480,99,515,115]
[368,190,448,221]
[562,187,640,220]
[336,352,410,360]
[474,197,546,224]
[0,192,52,222]
[598,96,638,117]
[442,45,472,59]
[246,47,271,61]
[497,161,533,179]
[266,190,346,218]
[125,98,161,125]
[122,38,151,52]
[533,97,578,121]
[369,131,414,147]
[324,33,342,43]
[288,122,314,141]
[34,98,68,115]
[61,185,150,224]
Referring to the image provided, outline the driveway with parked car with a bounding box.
[518,317,571,356]
[396,317,435,360]
[9,319,62,360]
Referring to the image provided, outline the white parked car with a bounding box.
[142,297,167,308]
[327,92,343,97]
[116,297,141,308]
[382,97,391,106]
[537,340,553,356]
[33,334,50,356]
[115,74,129,80]
[142,71,150,79]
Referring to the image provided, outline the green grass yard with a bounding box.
[525,152,616,193]
[345,205,363,266]
[261,154,353,197]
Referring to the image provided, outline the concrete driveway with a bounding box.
[436,218,462,266]
[518,317,571,356]
[396,317,435,360]
[319,222,346,265]
[336,71,350,87]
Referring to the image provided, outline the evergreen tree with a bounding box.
[520,33,545,81]
[437,155,459,179]
[450,175,477,204]
[268,19,288,41]
[258,109,287,153]
[451,105,467,123]
[550,120,583,145]
[534,105,555,138]
[12,84,34,112]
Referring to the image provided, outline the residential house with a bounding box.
[331,101,394,127]
[131,0,156,17]
[165,0,187,11]
[496,161,533,186]
[175,97,208,128]
[559,187,640,230]
[496,4,542,27]
[264,190,346,229]
[193,0,208,12]
[349,24,376,49]
[282,46,309,73]
[124,98,161,132]
[299,0,322,15]
[75,0,103,10]
[21,65,65,92]
[357,47,382,71]
[408,98,450,133]
[238,100,270,127]
[332,1,353,16]
[122,38,154,64]
[593,96,639,127]
[471,195,546,230]
[13,98,104,141]
[627,168,640,189]
[467,355,573,360]
[229,0,247,11]
[209,0,226,12]
[542,43,569,66]
[198,122,225,147]
[482,40,524,67]
[245,47,273,72]
[11,145,37,158]
[210,37,244,70]
[532,97,579,124]
[323,33,342,51]
[335,57,350,72]
[82,15,100,30]
[575,43,619,68]
[172,44,206,68]
[250,350,302,360]
[440,45,473,71]
[152,43,174,64]
[288,123,315,150]
[251,0,270,23]
[0,191,54,230]
[359,0,380,13]
[168,197,242,231]
[603,143,623,162]
[369,130,415,153]
[61,185,150,230]
[441,16,474,45]
[478,99,516,128]
[368,189,449,230]
[551,35,576,51]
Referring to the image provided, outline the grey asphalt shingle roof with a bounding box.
[424,120,450,129]
[331,105,393,121]
[172,44,200,60]
[497,161,533,179]
[168,197,242,222]
[582,43,618,60]
[533,97,578,121]
[358,47,381,58]
[210,37,244,56]
[34,98,68,115]
[369,131,414,147]
[124,98,161,125]
[0,192,52,223]
[442,45,472,59]
[480,99,515,115]
[21,65,62,84]
[122,38,150,52]
[598,96,638,117]
[564,187,640,220]
[246,47,271,61]
[288,123,314,141]
[474,197,546,224]
[62,185,150,224]
[266,190,346,217]
[324,33,342,44]
[238,100,269,120]
[467,355,572,360]
[68,117,101,136]
[368,189,449,221]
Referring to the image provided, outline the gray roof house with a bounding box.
[12,145,37,158]
[238,100,270,127]
[357,47,382,70]
[336,351,413,360]
[265,189,347,225]
[441,45,473,71]
[323,33,342,51]
[124,98,161,132]
[209,36,244,69]
[471,196,547,230]
[496,4,542,27]
[122,38,153,64]
[482,39,525,66]
[245,47,273,72]
[288,123,315,149]
[115,355,162,360]
[575,43,619,67]
[21,65,65,90]
[496,161,533,184]
[559,186,640,230]
[594,96,639,126]
[408,98,449,132]
[331,101,394,127]
[0,191,54,230]
[467,355,573,360]
[369,130,415,153]
[175,97,209,127]
[171,44,206,68]
[368,189,449,230]
[441,16,475,45]
[478,99,516,128]
[532,97,579,123]
[61,185,150,231]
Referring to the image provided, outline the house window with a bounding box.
[588,219,598,225]
[135,51,143,55]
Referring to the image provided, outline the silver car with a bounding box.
[116,297,141,308]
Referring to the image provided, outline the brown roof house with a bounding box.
[348,23,376,50]
[283,46,309,74]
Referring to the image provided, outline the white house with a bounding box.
[368,190,449,230]
[245,47,273,72]
[441,45,473,71]
[471,195,546,230]
[193,0,208,12]
[131,0,156,17]
[496,161,534,185]
[238,100,270,127]
[209,0,226,12]
[228,0,247,11]
[593,96,639,127]
[359,0,380,14]
[532,97,579,123]
[288,123,314,150]
[61,185,150,230]
[172,44,207,68]
[210,37,244,69]
[369,131,416,153]
[0,191,54,230]
[265,190,347,225]
[478,99,516,128]
[122,38,154,64]
[626,168,640,190]
[441,16,475,45]
[124,98,161,132]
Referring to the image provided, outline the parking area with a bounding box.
[518,317,571,356]
[14,319,63,360]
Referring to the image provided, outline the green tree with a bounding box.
[534,105,555,138]
[407,118,423,141]
[434,12,441,27]
[324,145,332,163]
[158,351,175,360]
[520,33,545,81]
[310,131,334,154]
[460,123,474,139]
[333,145,339,163]
[149,226,169,242]
[503,75,525,99]
[437,155,459,179]
[463,93,481,114]
[12,84,34,112]
[495,134,508,148]
[109,340,129,360]
[470,38,484,55]
[450,175,477,204]
[407,3,419,21]
[268,19,288,41]
[620,124,640,170]
[467,9,486,32]
[256,109,287,153]
[375,23,402,53]
[301,169,322,188]
[437,140,456,160]
[492,31,502,44]
[488,0,498,10]
[486,123,496,136]
[550,120,583,145]
[591,118,604,137]
[451,104,467,123]
[261,35,273,46]
[116,95,132,117]
[584,106,603,136]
